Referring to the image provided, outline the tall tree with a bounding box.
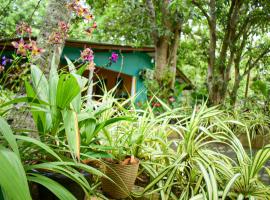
[192,0,270,105]
[87,0,186,90]
[145,0,184,88]
[35,0,72,75]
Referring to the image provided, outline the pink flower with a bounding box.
[58,21,69,34]
[11,38,29,55]
[87,61,95,71]
[67,0,94,22]
[85,22,97,35]
[16,22,32,36]
[49,32,63,44]
[84,13,93,21]
[48,21,69,45]
[81,48,94,62]
[168,96,176,103]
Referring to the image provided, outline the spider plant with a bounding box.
[220,142,270,199]
[138,103,243,200]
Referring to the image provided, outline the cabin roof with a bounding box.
[0,37,155,52]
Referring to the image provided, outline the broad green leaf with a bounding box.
[0,148,31,200]
[0,117,19,158]
[56,74,80,109]
[26,163,91,195]
[81,118,96,144]
[16,135,62,161]
[27,173,76,200]
[65,56,76,72]
[25,81,47,133]
[62,109,80,160]
[31,65,49,102]
[49,53,60,129]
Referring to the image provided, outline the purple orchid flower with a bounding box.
[1,56,12,66]
[109,52,119,63]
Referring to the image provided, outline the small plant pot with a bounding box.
[239,134,270,149]
[101,159,140,199]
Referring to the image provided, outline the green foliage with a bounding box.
[251,80,270,100]
[0,116,105,200]
[0,148,32,200]
[0,0,48,38]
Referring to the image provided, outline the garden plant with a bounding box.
[1,0,270,199]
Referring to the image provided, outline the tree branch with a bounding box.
[192,0,211,25]
[243,48,270,76]
[146,0,158,43]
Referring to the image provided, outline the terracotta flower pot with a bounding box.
[101,159,139,199]
[239,134,270,149]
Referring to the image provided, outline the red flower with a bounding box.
[92,21,97,29]
[152,102,161,107]
[85,27,94,35]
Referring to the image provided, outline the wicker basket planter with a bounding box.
[101,158,140,199]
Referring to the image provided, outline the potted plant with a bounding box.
[101,155,140,199]
[92,105,140,199]
[236,111,270,149]
[97,97,181,199]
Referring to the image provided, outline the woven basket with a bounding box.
[101,160,139,199]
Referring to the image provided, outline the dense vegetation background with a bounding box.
[1,0,270,108]
[1,1,270,199]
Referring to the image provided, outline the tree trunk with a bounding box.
[168,27,181,88]
[244,70,250,98]
[154,29,181,90]
[208,77,226,105]
[230,77,241,106]
[204,0,242,105]
[154,36,169,82]
[146,0,182,91]
[35,0,71,76]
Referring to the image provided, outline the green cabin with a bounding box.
[1,39,192,102]
[62,40,155,102]
[0,39,155,102]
